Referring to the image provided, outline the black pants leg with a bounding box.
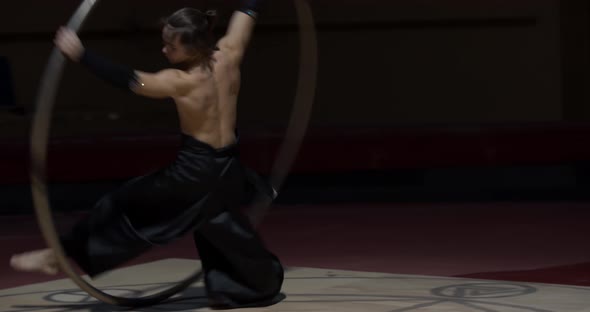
[193,206,284,308]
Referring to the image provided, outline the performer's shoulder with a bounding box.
[159,68,205,83]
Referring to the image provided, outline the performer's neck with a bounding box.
[179,55,211,72]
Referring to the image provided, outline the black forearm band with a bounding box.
[79,49,139,91]
[239,0,264,19]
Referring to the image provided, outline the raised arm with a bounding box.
[217,0,264,64]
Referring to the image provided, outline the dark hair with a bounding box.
[162,8,218,65]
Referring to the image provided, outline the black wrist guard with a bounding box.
[239,0,264,19]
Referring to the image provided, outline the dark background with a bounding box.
[0,0,589,214]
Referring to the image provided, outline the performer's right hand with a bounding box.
[54,27,85,62]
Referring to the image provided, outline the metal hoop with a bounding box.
[30,0,316,307]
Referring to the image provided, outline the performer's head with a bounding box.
[161,8,217,69]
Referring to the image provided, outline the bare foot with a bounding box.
[10,249,59,275]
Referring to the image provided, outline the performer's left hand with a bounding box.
[54,27,85,62]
